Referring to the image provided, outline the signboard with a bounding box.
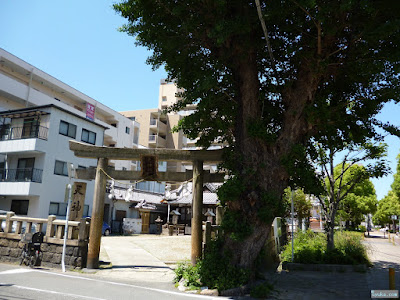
[141,155,158,180]
[69,182,87,221]
[86,103,95,121]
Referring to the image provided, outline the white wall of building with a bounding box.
[0,48,142,219]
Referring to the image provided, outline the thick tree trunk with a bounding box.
[220,44,321,270]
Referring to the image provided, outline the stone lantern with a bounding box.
[155,215,163,235]
[170,210,181,225]
[204,210,215,224]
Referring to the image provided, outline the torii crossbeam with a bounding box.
[69,141,225,268]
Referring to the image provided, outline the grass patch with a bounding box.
[281,230,370,265]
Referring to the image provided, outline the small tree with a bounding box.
[373,191,400,229]
[283,187,312,231]
[337,182,377,230]
[315,143,387,250]
[390,154,400,200]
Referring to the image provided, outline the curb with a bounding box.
[282,262,367,272]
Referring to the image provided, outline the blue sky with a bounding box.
[1,0,400,200]
[0,0,167,111]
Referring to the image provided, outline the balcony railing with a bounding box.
[0,168,43,183]
[0,125,49,141]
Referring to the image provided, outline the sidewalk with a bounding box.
[365,231,400,292]
[264,232,400,299]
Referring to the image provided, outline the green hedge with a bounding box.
[281,230,370,265]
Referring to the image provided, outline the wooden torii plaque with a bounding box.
[69,141,224,269]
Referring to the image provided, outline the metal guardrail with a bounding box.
[0,168,43,183]
[0,125,49,141]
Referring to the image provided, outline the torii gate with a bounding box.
[69,140,224,269]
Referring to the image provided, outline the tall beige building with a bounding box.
[120,80,187,172]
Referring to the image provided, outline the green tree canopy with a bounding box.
[391,154,400,199]
[114,0,400,274]
[337,166,378,229]
[373,191,400,226]
[283,187,312,224]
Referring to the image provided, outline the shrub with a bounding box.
[250,282,274,298]
[357,225,366,232]
[173,261,202,289]
[173,239,250,291]
[281,230,370,265]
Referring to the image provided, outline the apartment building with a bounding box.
[0,48,140,220]
[120,81,192,174]
[0,104,104,218]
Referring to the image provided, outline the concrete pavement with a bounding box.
[84,234,192,291]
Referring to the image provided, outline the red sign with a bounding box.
[86,103,95,120]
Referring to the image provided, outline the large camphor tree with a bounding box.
[114,1,400,271]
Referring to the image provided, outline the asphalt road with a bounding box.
[0,264,219,300]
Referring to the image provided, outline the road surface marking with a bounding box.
[0,269,33,275]
[0,283,106,300]
[34,270,220,299]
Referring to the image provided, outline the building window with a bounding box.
[81,129,96,145]
[11,200,29,215]
[49,202,67,216]
[125,127,130,134]
[54,160,68,176]
[83,205,89,217]
[59,121,77,138]
[128,117,135,121]
[162,96,167,102]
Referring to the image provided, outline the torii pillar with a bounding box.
[191,160,203,265]
[87,157,108,269]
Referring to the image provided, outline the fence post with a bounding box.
[46,215,56,237]
[5,211,14,233]
[25,222,32,233]
[15,221,22,234]
[56,225,64,239]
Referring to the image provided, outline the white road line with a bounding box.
[0,269,34,275]
[0,283,105,300]
[34,270,220,299]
